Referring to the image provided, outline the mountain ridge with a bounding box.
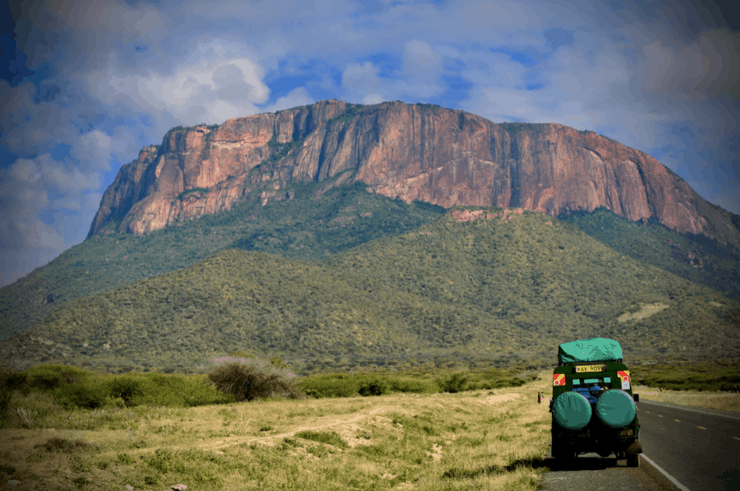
[3,207,738,374]
[0,180,445,340]
[88,100,740,249]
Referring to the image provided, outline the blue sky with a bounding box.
[1,0,739,287]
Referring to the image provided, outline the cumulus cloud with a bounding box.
[263,87,315,112]
[459,13,738,193]
[403,39,442,78]
[70,130,113,173]
[86,53,270,126]
[342,61,383,101]
[0,152,103,285]
[1,0,739,288]
[339,40,445,103]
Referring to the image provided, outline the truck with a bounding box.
[549,337,642,466]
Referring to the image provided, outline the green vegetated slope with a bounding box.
[5,209,738,374]
[0,179,445,339]
[561,208,740,299]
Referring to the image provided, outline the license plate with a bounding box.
[576,364,606,373]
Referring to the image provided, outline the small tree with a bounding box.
[439,372,469,393]
[207,357,302,401]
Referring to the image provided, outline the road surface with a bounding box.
[637,400,740,491]
[542,400,740,490]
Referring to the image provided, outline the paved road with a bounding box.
[637,400,740,491]
[542,400,740,490]
[541,452,674,490]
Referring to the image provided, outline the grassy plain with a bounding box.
[0,376,554,491]
[633,386,740,413]
[3,361,739,490]
[630,360,740,413]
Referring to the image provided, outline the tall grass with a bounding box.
[0,374,554,490]
[1,363,540,430]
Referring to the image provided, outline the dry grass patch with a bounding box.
[0,377,555,490]
[634,385,740,413]
[617,303,669,322]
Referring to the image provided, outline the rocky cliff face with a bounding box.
[88,100,740,247]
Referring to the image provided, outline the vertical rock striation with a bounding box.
[88,100,740,248]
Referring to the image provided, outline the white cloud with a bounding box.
[2,0,739,287]
[362,94,385,105]
[403,39,441,73]
[341,61,382,98]
[263,87,315,112]
[87,52,270,126]
[70,130,113,173]
[0,149,108,286]
[340,42,445,103]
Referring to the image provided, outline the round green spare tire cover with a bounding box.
[553,391,592,430]
[595,389,636,428]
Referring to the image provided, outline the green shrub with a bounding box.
[3,364,232,415]
[13,364,105,410]
[0,364,26,425]
[207,358,301,401]
[124,373,230,407]
[56,378,107,409]
[439,372,469,393]
[387,377,436,394]
[357,376,390,396]
[631,362,740,391]
[24,364,88,391]
[106,376,144,406]
[296,374,359,398]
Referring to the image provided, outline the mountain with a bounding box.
[3,99,740,345]
[4,179,739,345]
[0,179,444,339]
[88,100,740,249]
[560,208,740,299]
[2,208,737,374]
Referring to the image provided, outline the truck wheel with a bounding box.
[627,456,639,467]
[552,439,575,461]
[552,392,592,430]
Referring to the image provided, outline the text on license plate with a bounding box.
[576,364,606,373]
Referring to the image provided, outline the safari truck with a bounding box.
[549,338,642,466]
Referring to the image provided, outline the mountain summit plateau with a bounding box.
[88,100,739,247]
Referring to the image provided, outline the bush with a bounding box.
[10,392,61,428]
[40,437,96,453]
[387,377,436,394]
[357,376,390,396]
[296,374,359,398]
[0,364,26,425]
[207,357,301,401]
[24,364,88,390]
[128,373,229,407]
[106,376,144,406]
[56,378,107,409]
[439,372,469,393]
[3,364,232,414]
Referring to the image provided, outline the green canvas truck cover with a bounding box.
[558,338,623,364]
